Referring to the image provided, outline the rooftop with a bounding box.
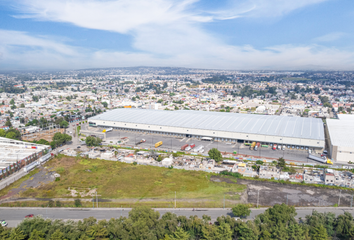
[327,115,354,148]
[90,109,324,140]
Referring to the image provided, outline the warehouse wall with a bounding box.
[90,119,325,149]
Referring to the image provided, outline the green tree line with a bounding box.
[2,204,354,239]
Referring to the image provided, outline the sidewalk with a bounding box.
[0,170,27,191]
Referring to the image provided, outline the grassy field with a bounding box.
[18,156,246,202]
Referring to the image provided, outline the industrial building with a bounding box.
[89,109,325,149]
[326,115,354,163]
[0,137,51,180]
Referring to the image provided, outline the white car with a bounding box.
[1,220,7,227]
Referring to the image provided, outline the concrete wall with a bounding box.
[90,119,325,149]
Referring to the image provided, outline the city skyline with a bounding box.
[1,0,354,70]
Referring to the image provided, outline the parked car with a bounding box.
[25,214,34,218]
[0,220,7,227]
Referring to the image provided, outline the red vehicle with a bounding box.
[272,144,277,150]
[181,144,189,150]
[190,143,196,149]
[25,214,34,218]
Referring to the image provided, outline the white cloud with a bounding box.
[2,0,353,70]
[1,29,354,70]
[313,32,345,42]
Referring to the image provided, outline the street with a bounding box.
[2,207,354,227]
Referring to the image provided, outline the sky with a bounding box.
[0,0,354,71]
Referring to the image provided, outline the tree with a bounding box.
[232,204,251,218]
[6,131,17,140]
[85,136,102,147]
[5,117,12,127]
[52,132,72,147]
[168,227,190,240]
[311,225,329,240]
[49,229,65,240]
[101,102,108,108]
[277,157,286,169]
[74,199,82,207]
[124,89,129,93]
[208,148,222,162]
[29,229,45,240]
[0,129,6,137]
[10,228,25,240]
[10,99,15,105]
[20,103,25,108]
[5,128,21,140]
[59,120,69,128]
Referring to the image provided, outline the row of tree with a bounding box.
[2,204,353,239]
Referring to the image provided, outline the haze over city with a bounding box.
[1,0,354,70]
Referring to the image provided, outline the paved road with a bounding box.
[2,207,354,227]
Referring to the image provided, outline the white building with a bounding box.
[89,109,325,149]
[326,115,354,163]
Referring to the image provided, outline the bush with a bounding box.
[219,171,242,178]
[74,199,82,207]
[48,200,54,208]
[55,177,60,181]
[232,204,251,217]
[255,160,264,165]
[133,162,137,165]
[55,200,62,207]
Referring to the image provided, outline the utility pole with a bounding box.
[257,190,260,208]
[223,195,225,209]
[351,194,353,208]
[338,190,342,207]
[175,191,176,209]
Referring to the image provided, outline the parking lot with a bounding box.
[102,129,319,163]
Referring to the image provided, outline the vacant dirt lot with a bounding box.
[211,176,354,207]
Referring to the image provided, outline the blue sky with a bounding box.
[0,0,353,70]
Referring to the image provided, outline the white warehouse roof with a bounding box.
[90,109,324,141]
[327,115,354,148]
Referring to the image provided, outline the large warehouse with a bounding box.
[89,109,325,149]
[326,115,354,164]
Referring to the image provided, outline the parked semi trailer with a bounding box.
[181,144,189,150]
[250,142,256,150]
[254,142,260,151]
[155,141,163,148]
[308,154,333,165]
[135,139,146,145]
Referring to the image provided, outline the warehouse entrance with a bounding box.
[186,134,192,138]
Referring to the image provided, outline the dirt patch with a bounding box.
[217,177,354,207]
[1,167,55,200]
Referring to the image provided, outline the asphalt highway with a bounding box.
[2,207,354,227]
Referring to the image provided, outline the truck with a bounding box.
[102,128,113,133]
[308,154,333,165]
[185,146,191,151]
[155,141,163,148]
[190,143,196,149]
[254,142,260,151]
[250,142,256,150]
[272,144,277,150]
[136,139,146,145]
[194,145,204,153]
[181,144,189,151]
